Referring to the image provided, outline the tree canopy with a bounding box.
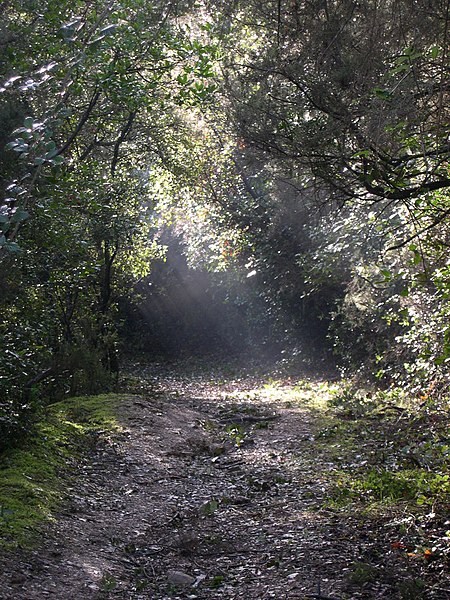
[1,0,449,442]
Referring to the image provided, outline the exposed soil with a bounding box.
[0,360,447,599]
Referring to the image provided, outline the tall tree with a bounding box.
[0,0,220,443]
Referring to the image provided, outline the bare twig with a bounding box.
[111,111,137,176]
[57,89,101,156]
[387,206,450,251]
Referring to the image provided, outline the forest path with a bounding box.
[1,360,384,599]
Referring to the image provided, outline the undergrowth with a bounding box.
[318,385,450,509]
[0,394,123,549]
[312,383,450,586]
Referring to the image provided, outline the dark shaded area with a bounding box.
[122,255,265,357]
[120,233,332,363]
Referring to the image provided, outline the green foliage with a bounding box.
[180,0,450,400]
[100,573,118,591]
[397,579,426,600]
[0,0,222,445]
[316,384,450,511]
[216,0,450,202]
[332,468,450,506]
[1,0,450,459]
[201,498,219,516]
[209,574,224,588]
[348,562,379,585]
[224,423,246,447]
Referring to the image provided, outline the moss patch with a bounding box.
[0,394,124,549]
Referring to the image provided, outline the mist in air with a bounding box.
[124,229,331,369]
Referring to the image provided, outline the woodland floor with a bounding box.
[0,358,448,599]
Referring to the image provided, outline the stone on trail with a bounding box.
[167,569,196,587]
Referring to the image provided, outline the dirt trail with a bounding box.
[0,362,405,599]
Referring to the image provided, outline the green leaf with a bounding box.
[201,499,218,516]
[23,117,33,129]
[353,149,371,158]
[210,575,224,588]
[430,46,439,59]
[7,140,28,152]
[100,573,117,591]
[373,87,393,100]
[5,242,21,253]
[45,148,59,159]
[177,73,189,85]
[10,210,29,223]
[390,64,409,75]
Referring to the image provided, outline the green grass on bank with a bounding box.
[0,394,123,549]
[313,386,450,510]
[308,383,450,588]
